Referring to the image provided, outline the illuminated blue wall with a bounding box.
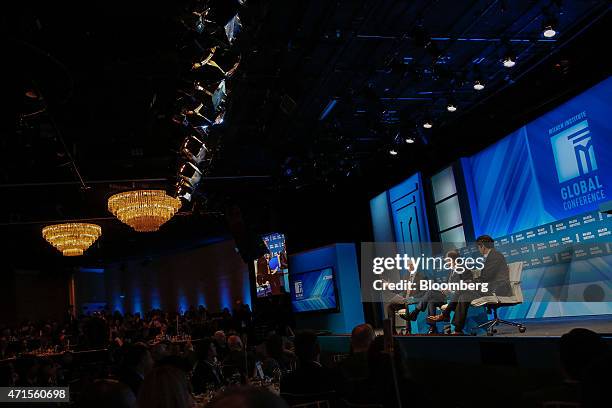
[463,77,612,238]
[105,239,251,314]
[369,172,431,255]
[461,77,612,319]
[291,243,364,334]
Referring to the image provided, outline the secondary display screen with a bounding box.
[254,233,289,297]
[290,267,338,313]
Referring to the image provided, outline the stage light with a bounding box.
[178,161,203,188]
[543,24,556,38]
[405,137,415,144]
[446,103,457,112]
[389,149,398,156]
[502,56,516,68]
[423,120,432,129]
[473,80,485,91]
[175,181,194,202]
[182,135,208,164]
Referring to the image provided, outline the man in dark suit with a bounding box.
[402,250,471,334]
[192,338,225,394]
[427,235,510,334]
[118,342,153,396]
[280,331,338,399]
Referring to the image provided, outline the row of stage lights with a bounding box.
[171,0,247,202]
[390,18,559,155]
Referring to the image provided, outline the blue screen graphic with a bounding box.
[460,77,612,319]
[463,76,612,238]
[290,267,338,313]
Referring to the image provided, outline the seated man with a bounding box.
[280,331,337,397]
[385,262,426,334]
[427,235,510,334]
[401,250,467,334]
[338,323,374,383]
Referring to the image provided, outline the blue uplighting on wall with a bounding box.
[132,286,142,316]
[197,292,206,308]
[178,287,188,314]
[242,277,251,308]
[151,287,161,310]
[220,284,231,310]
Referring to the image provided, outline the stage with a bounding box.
[318,315,612,407]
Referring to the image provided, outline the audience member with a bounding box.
[213,330,228,360]
[223,335,255,381]
[208,386,289,408]
[338,323,374,383]
[137,366,194,408]
[79,379,136,408]
[192,338,224,394]
[280,330,337,398]
[523,328,610,407]
[119,342,154,396]
[262,333,296,377]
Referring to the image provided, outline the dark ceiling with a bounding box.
[1,0,610,265]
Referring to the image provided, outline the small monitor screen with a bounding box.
[290,267,338,313]
[254,233,289,297]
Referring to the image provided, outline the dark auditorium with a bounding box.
[2,1,612,407]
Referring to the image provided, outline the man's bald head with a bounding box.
[351,324,374,353]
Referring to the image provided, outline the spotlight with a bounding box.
[543,24,556,38]
[405,137,415,144]
[423,120,432,129]
[175,180,194,202]
[446,103,457,112]
[389,149,398,156]
[502,56,516,68]
[473,80,485,91]
[178,161,203,188]
[182,135,208,164]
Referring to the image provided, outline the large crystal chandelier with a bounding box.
[108,190,181,232]
[42,223,102,256]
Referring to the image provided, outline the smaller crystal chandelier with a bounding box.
[108,190,182,232]
[42,223,102,256]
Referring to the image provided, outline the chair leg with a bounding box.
[475,306,526,335]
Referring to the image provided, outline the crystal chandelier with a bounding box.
[108,190,182,232]
[42,223,102,256]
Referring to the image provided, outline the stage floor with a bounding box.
[390,314,612,337]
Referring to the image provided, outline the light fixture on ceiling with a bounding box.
[423,120,433,129]
[108,190,181,232]
[182,135,208,164]
[502,55,516,68]
[178,161,203,188]
[42,223,101,256]
[405,137,415,144]
[446,102,457,112]
[473,80,485,91]
[389,149,398,156]
[542,16,558,38]
[543,24,557,38]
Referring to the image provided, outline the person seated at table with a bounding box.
[261,333,296,377]
[338,323,374,383]
[119,342,154,396]
[137,366,194,408]
[401,250,469,334]
[427,235,511,334]
[280,330,338,398]
[213,330,228,360]
[207,385,289,408]
[192,338,224,394]
[79,379,136,408]
[223,335,255,381]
